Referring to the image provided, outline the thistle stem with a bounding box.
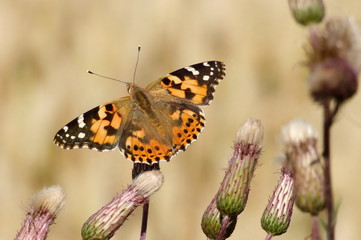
[140,199,150,240]
[215,215,231,240]
[310,215,321,240]
[322,100,339,240]
[265,234,273,240]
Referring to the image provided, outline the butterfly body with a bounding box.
[54,61,226,164]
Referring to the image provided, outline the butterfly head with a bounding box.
[127,82,136,94]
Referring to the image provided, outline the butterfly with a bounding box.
[54,61,226,165]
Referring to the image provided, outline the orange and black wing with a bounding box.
[54,97,130,151]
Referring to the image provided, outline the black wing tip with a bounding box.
[199,61,226,79]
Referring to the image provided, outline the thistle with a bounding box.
[201,119,263,240]
[15,185,65,240]
[81,170,164,240]
[216,119,263,217]
[281,120,325,215]
[201,195,237,240]
[288,0,325,26]
[261,170,295,238]
[305,17,361,104]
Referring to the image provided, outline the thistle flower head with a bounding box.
[281,120,325,215]
[82,170,164,240]
[236,118,264,148]
[261,170,295,236]
[281,119,317,147]
[15,185,65,240]
[288,0,325,26]
[306,17,361,103]
[216,119,263,217]
[29,185,65,216]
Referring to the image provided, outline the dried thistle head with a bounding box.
[305,17,361,103]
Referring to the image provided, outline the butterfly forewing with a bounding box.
[54,97,131,151]
[147,61,226,105]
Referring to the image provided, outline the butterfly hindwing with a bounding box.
[118,108,176,164]
[155,100,205,152]
[116,100,205,164]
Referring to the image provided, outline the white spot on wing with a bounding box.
[63,126,69,132]
[203,75,210,81]
[77,114,86,128]
[185,67,200,76]
[78,114,84,122]
[203,62,210,67]
[78,132,85,138]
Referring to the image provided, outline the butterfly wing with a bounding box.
[118,106,176,164]
[146,61,226,105]
[155,100,206,153]
[117,99,205,164]
[54,97,131,151]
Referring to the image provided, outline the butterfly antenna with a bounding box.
[133,45,141,84]
[87,70,128,85]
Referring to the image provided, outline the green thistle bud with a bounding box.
[81,171,164,240]
[216,119,263,217]
[288,0,325,26]
[261,170,295,236]
[201,195,237,240]
[15,185,65,240]
[281,120,325,215]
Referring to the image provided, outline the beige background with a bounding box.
[1,0,361,239]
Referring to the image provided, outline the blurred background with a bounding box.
[1,0,361,239]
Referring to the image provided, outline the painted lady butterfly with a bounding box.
[54,61,226,165]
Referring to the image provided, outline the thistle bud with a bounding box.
[81,171,164,240]
[261,170,295,236]
[281,120,325,215]
[216,119,263,216]
[15,185,65,240]
[288,0,325,26]
[201,195,237,240]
